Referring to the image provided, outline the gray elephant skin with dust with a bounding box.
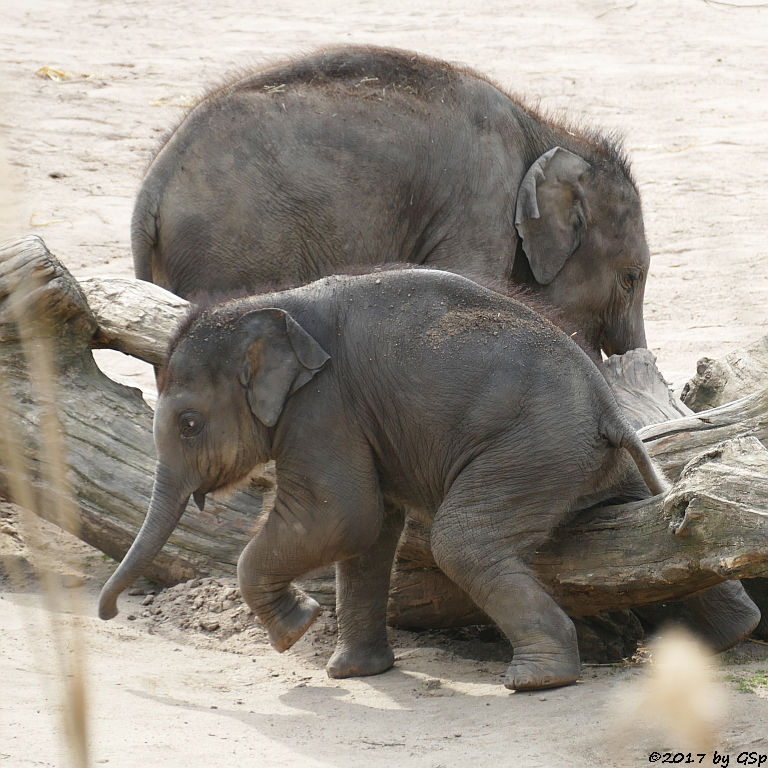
[98,269,667,691]
[132,46,650,359]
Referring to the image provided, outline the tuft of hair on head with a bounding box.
[606,625,725,757]
[155,362,169,395]
[159,304,208,391]
[158,298,233,394]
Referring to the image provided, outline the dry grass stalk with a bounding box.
[0,143,89,768]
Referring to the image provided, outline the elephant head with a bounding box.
[514,146,650,358]
[98,306,329,620]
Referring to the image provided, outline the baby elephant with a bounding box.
[98,269,665,690]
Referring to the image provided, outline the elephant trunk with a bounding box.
[601,303,647,357]
[98,463,190,620]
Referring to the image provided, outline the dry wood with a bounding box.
[1,235,767,625]
[601,348,693,429]
[681,333,768,412]
[642,388,768,479]
[82,276,190,366]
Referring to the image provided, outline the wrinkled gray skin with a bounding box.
[99,269,667,691]
[132,46,650,360]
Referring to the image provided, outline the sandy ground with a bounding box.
[2,0,768,765]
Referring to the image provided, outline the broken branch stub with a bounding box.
[681,334,768,412]
[81,276,190,366]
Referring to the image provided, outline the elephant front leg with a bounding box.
[237,529,321,653]
[237,468,385,655]
[431,505,580,691]
[327,503,405,679]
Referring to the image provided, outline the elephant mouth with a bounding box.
[599,313,647,358]
[599,325,630,358]
[600,334,624,358]
[193,462,270,511]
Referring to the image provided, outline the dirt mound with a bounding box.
[130,576,339,658]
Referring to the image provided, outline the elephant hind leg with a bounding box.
[327,502,405,679]
[430,495,580,691]
[635,580,760,652]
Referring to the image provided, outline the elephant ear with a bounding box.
[238,308,330,427]
[514,146,591,285]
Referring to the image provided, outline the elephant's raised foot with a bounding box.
[266,593,321,653]
[326,643,395,679]
[503,651,580,691]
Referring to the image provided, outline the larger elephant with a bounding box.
[132,46,651,359]
[99,269,668,690]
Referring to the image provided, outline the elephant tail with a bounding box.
[602,416,668,497]
[131,177,160,283]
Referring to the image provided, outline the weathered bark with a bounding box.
[642,388,768,478]
[681,333,768,412]
[2,235,768,625]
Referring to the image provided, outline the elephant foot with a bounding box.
[504,650,581,691]
[635,581,761,653]
[326,643,395,679]
[679,581,760,652]
[266,594,321,653]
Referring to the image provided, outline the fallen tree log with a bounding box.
[642,388,768,479]
[0,236,263,587]
[1,235,767,625]
[84,275,189,366]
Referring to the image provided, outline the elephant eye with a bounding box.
[620,268,641,294]
[179,410,204,438]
